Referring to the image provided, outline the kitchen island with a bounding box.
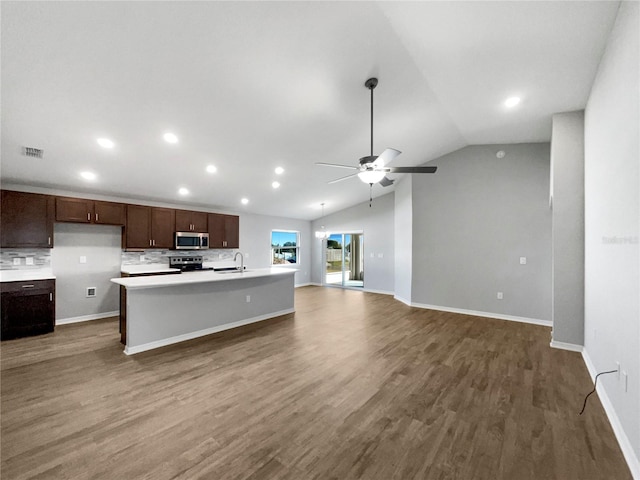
[111,268,296,354]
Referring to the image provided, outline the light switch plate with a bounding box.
[80,256,87,264]
[520,257,527,265]
[497,292,504,300]
[12,258,21,266]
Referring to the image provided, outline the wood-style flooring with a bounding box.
[1,286,631,479]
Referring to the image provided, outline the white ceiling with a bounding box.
[1,1,619,220]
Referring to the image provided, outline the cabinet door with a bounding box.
[191,211,208,232]
[207,213,225,248]
[94,201,126,225]
[0,191,54,248]
[125,205,151,249]
[56,197,93,223]
[174,210,193,232]
[224,215,240,248]
[150,207,175,248]
[1,280,55,340]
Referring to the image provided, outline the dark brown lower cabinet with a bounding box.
[1,279,55,340]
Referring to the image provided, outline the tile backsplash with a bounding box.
[0,249,52,270]
[121,249,236,265]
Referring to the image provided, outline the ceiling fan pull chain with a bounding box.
[369,183,373,207]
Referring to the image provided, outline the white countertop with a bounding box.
[121,265,181,275]
[112,267,296,290]
[0,269,56,282]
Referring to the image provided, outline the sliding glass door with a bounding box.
[325,233,364,288]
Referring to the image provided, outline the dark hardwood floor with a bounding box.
[1,286,631,479]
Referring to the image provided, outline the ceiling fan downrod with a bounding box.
[365,77,378,160]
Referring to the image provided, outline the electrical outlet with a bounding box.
[520,257,527,265]
[79,256,87,264]
[245,253,250,258]
[25,257,34,265]
[246,295,251,303]
[378,253,383,258]
[140,255,145,262]
[12,258,21,266]
[497,292,503,300]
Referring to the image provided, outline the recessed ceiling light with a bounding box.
[241,198,249,205]
[272,181,280,189]
[96,138,114,149]
[206,165,217,174]
[178,187,189,195]
[275,166,284,175]
[504,96,521,108]
[164,133,179,144]
[80,171,96,181]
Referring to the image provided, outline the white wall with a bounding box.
[310,192,395,293]
[410,144,552,322]
[394,176,413,303]
[550,111,585,346]
[239,212,311,286]
[51,223,122,322]
[584,0,639,472]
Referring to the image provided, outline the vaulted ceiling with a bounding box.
[1,1,619,219]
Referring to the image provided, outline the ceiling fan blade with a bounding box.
[383,166,438,174]
[372,148,401,167]
[315,162,358,170]
[328,172,359,184]
[379,176,395,187]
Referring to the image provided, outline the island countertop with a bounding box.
[111,267,296,290]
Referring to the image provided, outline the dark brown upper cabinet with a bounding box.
[175,210,208,232]
[207,213,239,249]
[125,205,175,249]
[1,190,54,248]
[56,197,126,225]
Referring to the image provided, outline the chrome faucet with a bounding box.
[234,252,244,272]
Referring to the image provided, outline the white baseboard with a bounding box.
[124,308,295,355]
[550,340,584,352]
[582,349,640,479]
[56,311,119,325]
[403,301,552,327]
[394,295,411,306]
[363,288,394,296]
[295,282,312,288]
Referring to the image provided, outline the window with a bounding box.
[271,230,299,265]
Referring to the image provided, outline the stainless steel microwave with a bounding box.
[175,232,209,250]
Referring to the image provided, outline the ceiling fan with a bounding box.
[316,77,437,188]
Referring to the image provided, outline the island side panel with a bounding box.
[124,273,294,353]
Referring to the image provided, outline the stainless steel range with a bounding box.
[169,256,213,272]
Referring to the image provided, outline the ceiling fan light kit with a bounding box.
[316,77,437,199]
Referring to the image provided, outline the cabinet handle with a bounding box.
[95,213,99,222]
[50,293,53,301]
[149,239,152,247]
[87,212,91,221]
[22,284,35,288]
[48,237,51,246]
[152,240,156,246]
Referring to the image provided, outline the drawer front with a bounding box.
[1,279,55,294]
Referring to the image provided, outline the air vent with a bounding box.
[22,147,44,159]
[86,287,97,298]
